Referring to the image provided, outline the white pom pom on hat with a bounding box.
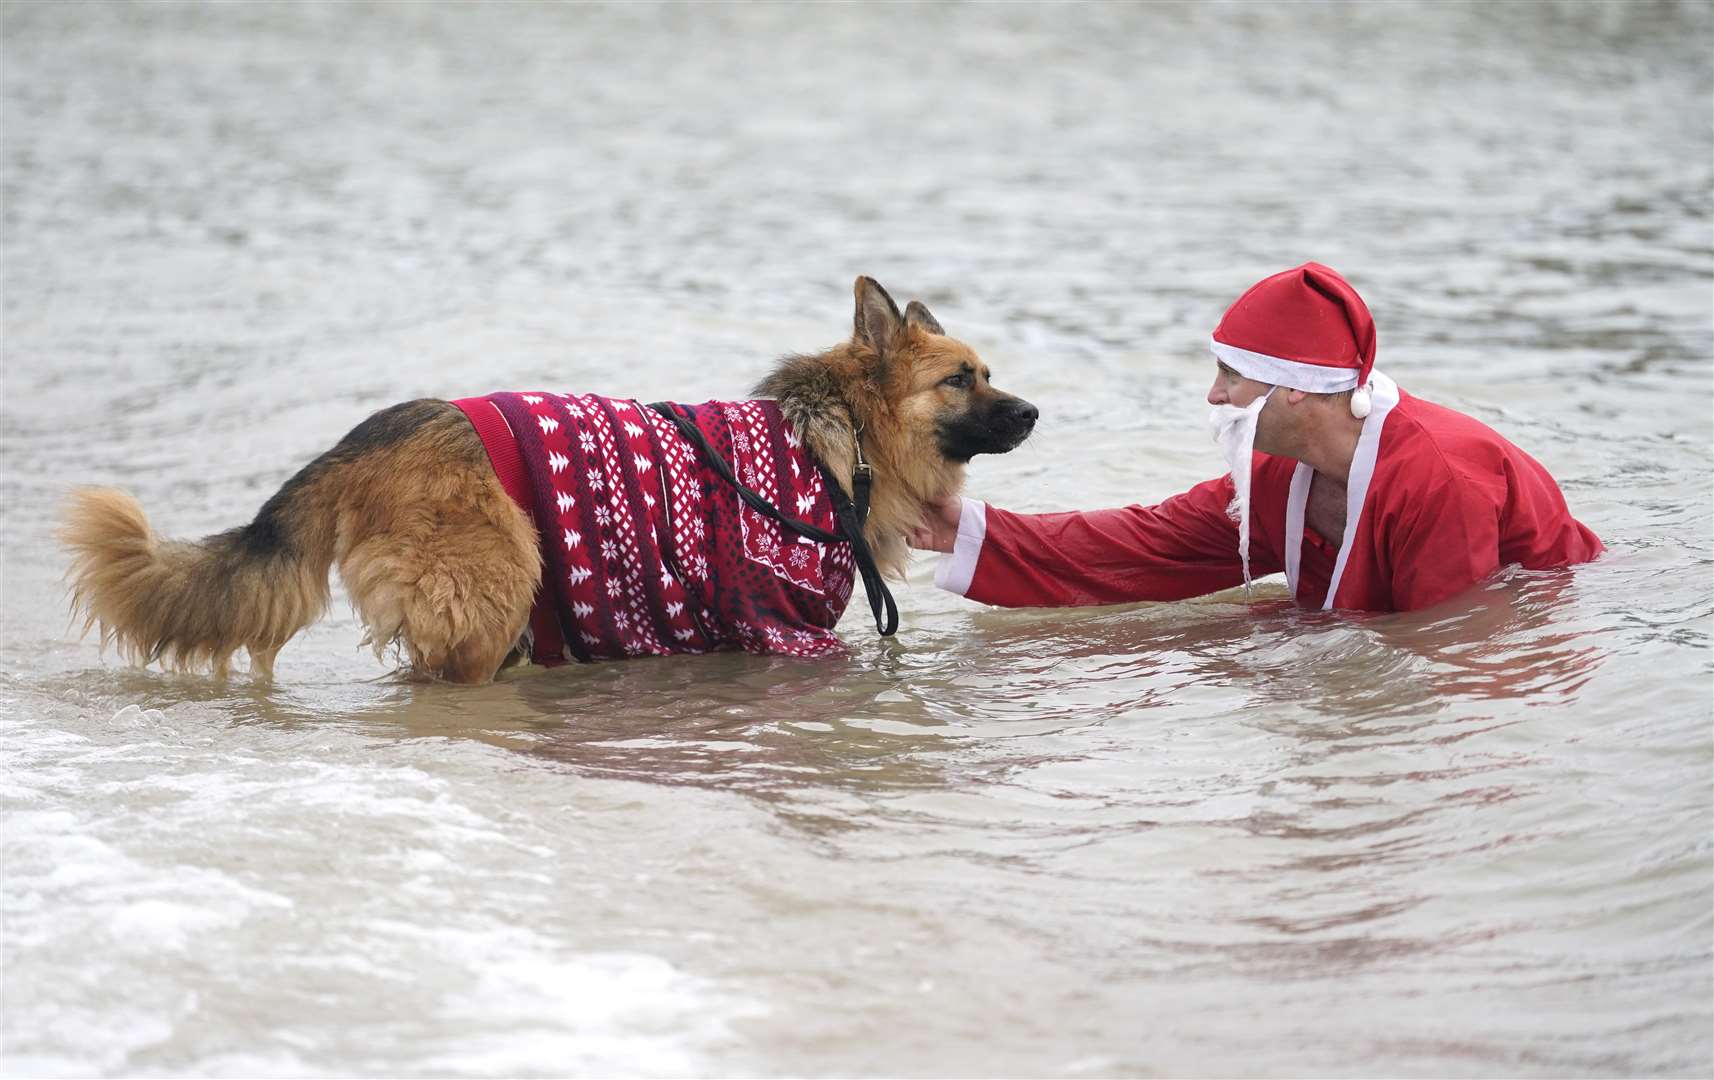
[1208,262,1378,412]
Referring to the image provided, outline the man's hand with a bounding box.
[909,495,962,554]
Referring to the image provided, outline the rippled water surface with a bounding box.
[4,2,1711,1076]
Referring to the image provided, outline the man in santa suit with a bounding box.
[912,263,1603,613]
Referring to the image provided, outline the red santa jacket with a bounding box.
[937,374,1603,613]
[454,392,856,664]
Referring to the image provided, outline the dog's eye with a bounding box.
[942,372,973,390]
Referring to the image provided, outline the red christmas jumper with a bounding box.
[454,392,856,664]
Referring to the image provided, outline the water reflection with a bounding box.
[507,654,962,804]
[945,569,1607,726]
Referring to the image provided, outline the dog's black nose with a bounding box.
[1010,400,1039,426]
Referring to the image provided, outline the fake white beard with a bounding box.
[1208,388,1275,588]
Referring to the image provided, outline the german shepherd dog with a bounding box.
[61,278,1037,682]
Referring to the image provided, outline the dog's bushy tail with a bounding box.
[60,486,335,677]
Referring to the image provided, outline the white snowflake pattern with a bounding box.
[613,609,630,631]
[600,539,619,560]
[578,431,596,454]
[595,505,612,527]
[606,577,624,596]
[789,547,810,569]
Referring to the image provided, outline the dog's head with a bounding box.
[753,277,1037,576]
[850,276,1037,463]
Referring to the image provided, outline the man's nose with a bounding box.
[1207,377,1228,406]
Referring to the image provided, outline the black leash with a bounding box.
[648,402,898,638]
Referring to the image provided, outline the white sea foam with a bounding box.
[2,702,761,1077]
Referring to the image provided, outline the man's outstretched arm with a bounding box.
[913,477,1254,608]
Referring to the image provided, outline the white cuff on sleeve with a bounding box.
[933,497,988,596]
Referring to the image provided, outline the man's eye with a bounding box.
[942,373,972,389]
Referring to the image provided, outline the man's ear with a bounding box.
[852,276,904,357]
[904,299,944,335]
[1287,388,1311,405]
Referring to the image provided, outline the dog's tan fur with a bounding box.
[63,402,540,681]
[61,277,1029,683]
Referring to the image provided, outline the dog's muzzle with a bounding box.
[938,397,1039,461]
[993,398,1038,449]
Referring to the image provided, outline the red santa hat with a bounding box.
[1209,262,1378,418]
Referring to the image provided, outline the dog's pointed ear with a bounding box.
[904,300,944,335]
[852,276,904,356]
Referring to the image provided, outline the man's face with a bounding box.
[1206,361,1272,408]
[1207,362,1284,453]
